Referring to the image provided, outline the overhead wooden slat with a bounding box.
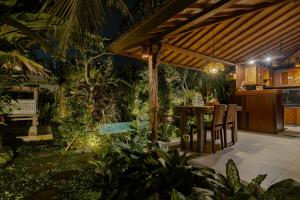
[223,6,300,61]
[237,28,300,62]
[235,25,300,62]
[171,22,230,65]
[191,15,250,56]
[193,8,271,55]
[110,0,300,71]
[109,0,198,53]
[162,43,235,66]
[161,59,203,71]
[183,10,261,67]
[208,2,298,60]
[283,48,300,62]
[165,24,219,64]
[176,0,294,36]
[164,0,240,39]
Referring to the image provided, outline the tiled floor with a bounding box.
[188,129,300,188]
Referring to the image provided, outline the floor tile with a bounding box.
[189,131,300,188]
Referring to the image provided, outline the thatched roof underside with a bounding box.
[109,0,300,69]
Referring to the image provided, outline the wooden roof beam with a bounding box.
[162,43,235,66]
[108,0,198,54]
[283,48,300,62]
[170,0,294,37]
[164,0,240,40]
[161,59,202,71]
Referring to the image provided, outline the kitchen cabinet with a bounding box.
[284,107,300,125]
[273,68,300,86]
[240,64,270,86]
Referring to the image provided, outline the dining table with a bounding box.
[174,105,242,153]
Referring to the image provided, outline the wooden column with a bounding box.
[148,45,160,142]
[33,87,38,113]
[28,87,39,136]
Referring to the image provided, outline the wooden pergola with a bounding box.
[109,0,300,141]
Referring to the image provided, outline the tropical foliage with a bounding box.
[2,1,298,200]
[41,0,129,53]
[92,136,300,200]
[158,122,179,142]
[0,68,23,116]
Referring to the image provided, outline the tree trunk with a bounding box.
[58,83,68,119]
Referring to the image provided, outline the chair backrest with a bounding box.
[225,104,237,124]
[160,115,181,126]
[212,104,226,127]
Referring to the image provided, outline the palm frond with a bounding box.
[41,0,129,53]
[0,50,50,78]
[0,13,56,55]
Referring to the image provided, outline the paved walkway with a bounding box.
[189,130,300,188]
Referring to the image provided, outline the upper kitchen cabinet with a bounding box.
[236,64,272,88]
[273,68,300,87]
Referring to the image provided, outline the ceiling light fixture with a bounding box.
[141,46,149,58]
[249,60,255,64]
[265,57,272,62]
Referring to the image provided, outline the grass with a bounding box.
[0,145,101,200]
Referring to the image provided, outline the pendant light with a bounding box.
[204,31,224,73]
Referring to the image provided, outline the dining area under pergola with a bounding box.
[109,0,300,140]
[109,0,300,187]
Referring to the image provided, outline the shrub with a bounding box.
[0,145,13,168]
[93,138,300,200]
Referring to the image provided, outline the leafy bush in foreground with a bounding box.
[94,141,300,200]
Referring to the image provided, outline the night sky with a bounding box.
[102,0,146,73]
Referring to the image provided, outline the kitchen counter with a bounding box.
[236,90,284,134]
[284,107,300,125]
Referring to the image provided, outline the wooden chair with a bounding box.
[160,114,181,127]
[204,104,226,153]
[223,104,237,147]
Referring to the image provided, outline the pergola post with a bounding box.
[148,44,160,142]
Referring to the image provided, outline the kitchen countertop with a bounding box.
[283,104,300,108]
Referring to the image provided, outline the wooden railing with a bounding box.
[10,99,37,115]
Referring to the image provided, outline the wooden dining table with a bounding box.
[174,105,242,153]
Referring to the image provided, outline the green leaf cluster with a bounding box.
[94,141,300,200]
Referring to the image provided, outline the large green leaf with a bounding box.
[244,174,267,196]
[265,179,300,200]
[226,159,242,194]
[251,174,267,186]
[171,189,186,200]
[191,187,214,200]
